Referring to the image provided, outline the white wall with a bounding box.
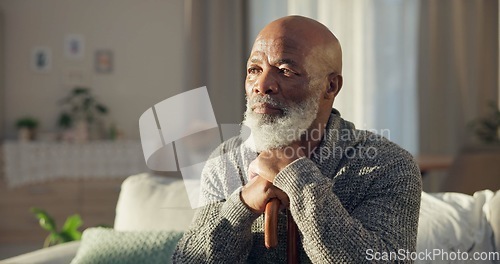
[248,0,419,154]
[0,0,184,139]
[247,0,288,52]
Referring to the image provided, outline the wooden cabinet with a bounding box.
[0,177,124,245]
[81,179,123,228]
[440,147,500,195]
[0,140,144,246]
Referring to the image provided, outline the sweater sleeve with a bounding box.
[273,156,422,263]
[172,145,260,263]
[172,192,259,263]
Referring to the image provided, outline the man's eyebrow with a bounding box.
[273,58,297,66]
[248,57,298,67]
[249,58,261,64]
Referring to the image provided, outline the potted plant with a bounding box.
[468,102,500,145]
[30,207,111,247]
[30,207,83,247]
[58,87,108,142]
[16,117,39,141]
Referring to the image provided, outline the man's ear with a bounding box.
[324,73,343,99]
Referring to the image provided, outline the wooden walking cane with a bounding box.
[265,198,299,264]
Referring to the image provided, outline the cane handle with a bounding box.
[264,198,280,249]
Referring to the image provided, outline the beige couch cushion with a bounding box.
[114,173,195,232]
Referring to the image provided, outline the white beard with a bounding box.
[242,80,323,152]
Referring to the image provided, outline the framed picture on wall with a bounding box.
[31,47,52,73]
[64,34,85,60]
[95,50,113,74]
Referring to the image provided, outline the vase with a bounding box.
[74,120,89,143]
[18,128,36,142]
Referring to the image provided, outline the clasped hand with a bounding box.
[241,144,306,214]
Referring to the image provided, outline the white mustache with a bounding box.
[247,96,288,111]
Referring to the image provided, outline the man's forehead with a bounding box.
[252,36,303,52]
[249,36,308,61]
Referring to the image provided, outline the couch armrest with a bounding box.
[0,241,80,264]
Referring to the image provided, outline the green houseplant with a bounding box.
[58,87,109,141]
[15,117,39,141]
[468,102,500,144]
[30,207,83,247]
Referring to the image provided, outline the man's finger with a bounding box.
[249,158,275,183]
[272,187,290,208]
[248,159,260,180]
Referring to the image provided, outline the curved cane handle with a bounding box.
[264,198,280,249]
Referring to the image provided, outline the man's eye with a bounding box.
[279,68,293,75]
[247,68,260,74]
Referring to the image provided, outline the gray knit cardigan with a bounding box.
[173,109,422,263]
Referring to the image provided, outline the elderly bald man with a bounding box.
[173,16,421,263]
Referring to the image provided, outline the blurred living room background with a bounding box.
[0,0,498,260]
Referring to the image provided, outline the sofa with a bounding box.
[1,173,499,264]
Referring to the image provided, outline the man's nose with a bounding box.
[253,70,278,95]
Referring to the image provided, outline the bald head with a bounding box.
[254,15,342,76]
[245,16,344,135]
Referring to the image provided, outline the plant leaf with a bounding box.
[58,112,72,128]
[95,104,108,114]
[46,232,63,247]
[62,229,82,241]
[73,87,89,95]
[83,97,93,110]
[62,214,82,233]
[31,207,57,232]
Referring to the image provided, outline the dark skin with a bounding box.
[241,16,343,214]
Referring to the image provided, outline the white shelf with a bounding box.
[2,140,147,187]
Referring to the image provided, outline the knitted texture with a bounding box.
[173,110,422,263]
[71,227,183,264]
